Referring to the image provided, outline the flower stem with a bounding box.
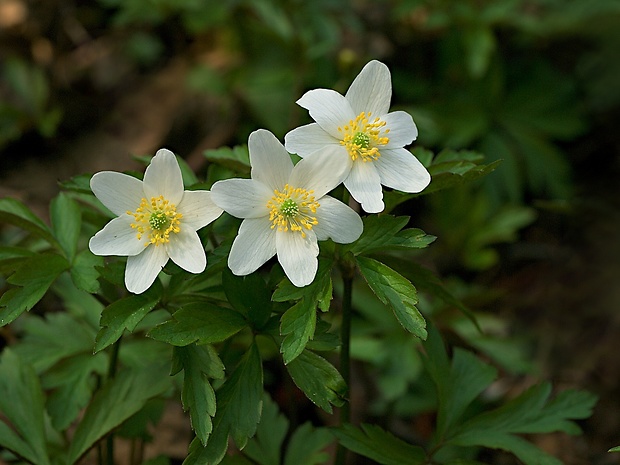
[105,338,122,465]
[335,266,354,465]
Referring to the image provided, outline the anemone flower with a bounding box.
[284,60,431,213]
[89,149,223,294]
[211,129,363,287]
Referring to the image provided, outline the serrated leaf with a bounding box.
[0,197,58,246]
[344,215,436,255]
[286,350,346,414]
[243,394,289,465]
[0,253,69,326]
[222,269,272,329]
[423,327,497,436]
[204,145,251,174]
[332,423,426,465]
[70,249,104,293]
[13,312,97,372]
[50,192,81,261]
[284,422,332,465]
[67,363,171,465]
[357,257,426,339]
[448,383,596,465]
[94,292,160,353]
[185,343,263,464]
[173,345,224,446]
[0,246,35,275]
[280,300,316,365]
[148,302,247,346]
[43,352,108,431]
[0,350,51,465]
[272,258,333,312]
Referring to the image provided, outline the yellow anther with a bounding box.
[127,195,182,246]
[337,111,389,162]
[266,184,319,238]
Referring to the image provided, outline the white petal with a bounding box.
[284,123,340,158]
[211,179,272,219]
[89,215,147,256]
[248,129,293,192]
[345,60,392,117]
[276,229,319,287]
[166,229,206,273]
[289,146,352,198]
[178,190,223,230]
[374,148,431,193]
[382,111,418,148]
[125,245,169,294]
[296,89,355,139]
[91,172,145,216]
[143,149,184,205]
[344,160,384,213]
[228,217,276,276]
[313,196,363,244]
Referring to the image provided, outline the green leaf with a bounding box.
[0,253,69,326]
[222,269,272,329]
[58,173,93,194]
[243,394,289,465]
[280,300,317,365]
[172,345,224,446]
[0,246,35,275]
[357,256,426,339]
[344,215,435,255]
[609,446,620,453]
[50,192,81,261]
[94,292,160,353]
[273,259,333,312]
[284,423,333,465]
[67,363,171,464]
[43,352,108,431]
[186,343,263,464]
[13,312,97,372]
[0,197,58,246]
[148,302,247,346]
[332,423,426,465]
[286,350,346,414]
[0,350,51,465]
[448,383,597,465]
[423,327,497,436]
[204,145,250,174]
[70,249,104,293]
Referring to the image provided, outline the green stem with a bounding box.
[105,338,122,465]
[335,268,354,465]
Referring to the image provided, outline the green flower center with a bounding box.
[353,131,371,149]
[267,184,319,238]
[127,195,183,246]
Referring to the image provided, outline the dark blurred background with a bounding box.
[1,1,619,463]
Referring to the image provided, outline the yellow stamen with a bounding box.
[337,111,390,162]
[266,184,319,239]
[127,195,182,246]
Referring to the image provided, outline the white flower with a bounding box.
[211,129,363,287]
[89,149,223,294]
[284,60,431,213]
